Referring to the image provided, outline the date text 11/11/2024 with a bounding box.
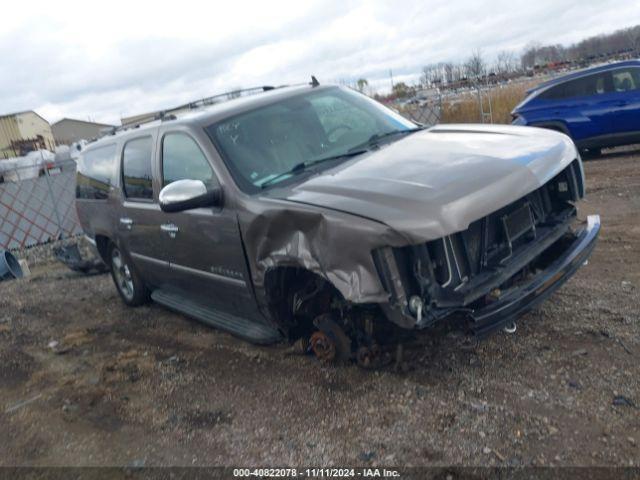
[232,468,401,477]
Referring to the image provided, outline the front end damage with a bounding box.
[238,127,600,364]
[373,159,600,336]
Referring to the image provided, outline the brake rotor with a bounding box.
[310,313,352,363]
[310,331,336,362]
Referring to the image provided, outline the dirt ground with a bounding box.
[0,149,638,468]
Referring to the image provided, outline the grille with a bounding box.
[395,159,583,298]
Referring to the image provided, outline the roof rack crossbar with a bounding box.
[112,82,310,135]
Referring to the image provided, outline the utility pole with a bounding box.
[389,69,394,92]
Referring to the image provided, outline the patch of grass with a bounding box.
[441,81,537,125]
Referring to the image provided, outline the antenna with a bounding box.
[311,76,320,87]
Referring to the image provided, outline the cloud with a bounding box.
[1,0,639,124]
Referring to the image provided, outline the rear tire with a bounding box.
[109,244,149,306]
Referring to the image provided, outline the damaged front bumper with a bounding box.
[469,214,600,335]
[378,214,600,334]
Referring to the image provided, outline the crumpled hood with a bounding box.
[270,124,579,242]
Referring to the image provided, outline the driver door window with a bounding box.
[162,133,218,188]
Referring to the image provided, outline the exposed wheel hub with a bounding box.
[310,331,336,362]
[310,314,352,363]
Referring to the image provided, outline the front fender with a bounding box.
[238,199,409,305]
[529,120,571,137]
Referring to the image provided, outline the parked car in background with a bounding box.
[512,60,640,156]
[76,83,599,365]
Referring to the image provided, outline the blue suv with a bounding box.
[512,60,640,155]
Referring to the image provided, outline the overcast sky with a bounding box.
[2,0,639,125]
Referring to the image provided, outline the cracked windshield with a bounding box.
[208,87,415,191]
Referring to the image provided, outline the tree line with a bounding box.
[418,24,640,88]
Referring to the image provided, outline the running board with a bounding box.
[151,289,282,345]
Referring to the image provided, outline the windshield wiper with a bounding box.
[259,127,425,189]
[260,149,368,189]
[348,126,426,152]
[306,149,369,167]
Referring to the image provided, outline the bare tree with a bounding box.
[624,26,640,55]
[443,63,454,84]
[465,49,486,80]
[496,51,517,75]
[519,24,640,69]
[421,64,443,86]
[521,41,541,69]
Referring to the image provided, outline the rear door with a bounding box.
[116,132,170,288]
[157,128,260,319]
[607,66,640,135]
[566,72,615,140]
[75,143,119,240]
[539,72,613,141]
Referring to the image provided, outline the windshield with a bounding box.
[206,87,416,192]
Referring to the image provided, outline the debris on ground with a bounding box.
[612,395,636,408]
[54,242,107,274]
[0,250,24,281]
[5,394,42,414]
[17,259,31,278]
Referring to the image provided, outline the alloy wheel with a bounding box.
[111,248,134,301]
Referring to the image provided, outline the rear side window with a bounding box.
[76,144,117,200]
[612,68,640,92]
[122,137,154,200]
[540,73,609,100]
[162,133,218,188]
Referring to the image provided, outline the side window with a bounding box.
[612,68,640,92]
[162,133,217,188]
[594,74,607,94]
[539,84,569,101]
[541,73,610,100]
[76,144,117,200]
[122,136,154,200]
[570,73,609,96]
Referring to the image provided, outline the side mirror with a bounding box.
[159,179,223,213]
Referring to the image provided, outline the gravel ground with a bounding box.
[0,150,638,468]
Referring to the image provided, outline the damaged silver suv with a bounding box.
[76,83,600,364]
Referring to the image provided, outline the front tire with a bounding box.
[109,244,149,306]
[580,147,602,160]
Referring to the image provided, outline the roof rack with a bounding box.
[110,80,317,136]
[172,85,279,113]
[110,85,277,135]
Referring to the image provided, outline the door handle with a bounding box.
[119,217,133,230]
[160,223,179,238]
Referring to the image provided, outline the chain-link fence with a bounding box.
[0,159,82,250]
[396,94,443,126]
[398,76,554,126]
